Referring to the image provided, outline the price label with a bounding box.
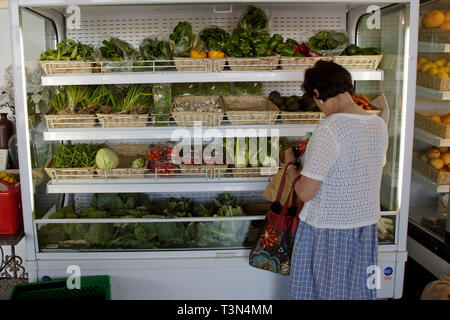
[0,149,8,170]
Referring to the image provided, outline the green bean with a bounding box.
[51,143,105,168]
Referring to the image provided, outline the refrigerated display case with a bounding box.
[409,0,450,278]
[10,1,418,299]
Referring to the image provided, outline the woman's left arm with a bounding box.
[285,151,322,202]
[289,168,322,202]
[284,125,337,202]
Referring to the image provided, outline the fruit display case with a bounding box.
[408,0,450,278]
[10,1,418,299]
[416,3,450,101]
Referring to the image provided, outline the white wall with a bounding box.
[0,6,27,268]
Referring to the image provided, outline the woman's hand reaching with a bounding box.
[285,148,297,165]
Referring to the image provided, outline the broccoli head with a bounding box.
[134,225,158,242]
[86,224,115,246]
[64,223,89,241]
[79,207,109,218]
[38,224,68,247]
[49,206,78,219]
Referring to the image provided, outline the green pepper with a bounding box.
[344,44,359,55]
[268,34,283,51]
[229,34,240,46]
[285,38,299,47]
[293,51,303,57]
[239,39,252,56]
[255,46,270,57]
[237,29,250,39]
[281,46,295,56]
[275,43,286,54]
[256,33,271,44]
[363,47,380,55]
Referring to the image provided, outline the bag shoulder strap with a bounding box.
[275,166,289,203]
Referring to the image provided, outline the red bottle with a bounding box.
[0,181,23,234]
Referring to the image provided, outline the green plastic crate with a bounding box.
[9,275,111,300]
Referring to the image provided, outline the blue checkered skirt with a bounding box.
[288,221,378,300]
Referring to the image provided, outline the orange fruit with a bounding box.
[427,148,441,160]
[440,21,450,29]
[441,115,450,125]
[423,10,445,28]
[441,152,450,166]
[430,158,445,170]
[438,147,448,153]
[430,115,441,122]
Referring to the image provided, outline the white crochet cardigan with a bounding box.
[299,113,388,229]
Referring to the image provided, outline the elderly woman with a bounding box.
[284,61,388,300]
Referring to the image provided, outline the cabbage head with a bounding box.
[96,148,120,169]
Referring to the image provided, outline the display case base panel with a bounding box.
[30,252,404,299]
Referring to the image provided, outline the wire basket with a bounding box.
[173,57,208,72]
[415,109,450,139]
[279,56,332,70]
[279,111,325,124]
[222,95,280,125]
[412,155,450,185]
[44,114,98,129]
[231,166,278,178]
[419,28,450,44]
[417,71,450,91]
[227,55,280,71]
[332,55,383,70]
[171,95,224,127]
[44,156,96,180]
[39,60,96,75]
[95,144,148,179]
[178,164,228,177]
[96,113,149,127]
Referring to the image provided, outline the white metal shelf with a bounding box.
[414,127,450,147]
[411,169,450,193]
[46,177,271,194]
[40,70,384,86]
[19,0,407,7]
[43,123,317,141]
[416,85,450,101]
[418,41,450,53]
[35,215,266,224]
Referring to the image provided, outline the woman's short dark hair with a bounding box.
[302,60,354,102]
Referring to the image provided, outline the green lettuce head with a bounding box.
[95,148,120,169]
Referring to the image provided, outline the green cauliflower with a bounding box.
[64,223,89,241]
[38,224,68,246]
[49,206,78,219]
[134,225,158,242]
[86,224,115,246]
[79,207,109,218]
